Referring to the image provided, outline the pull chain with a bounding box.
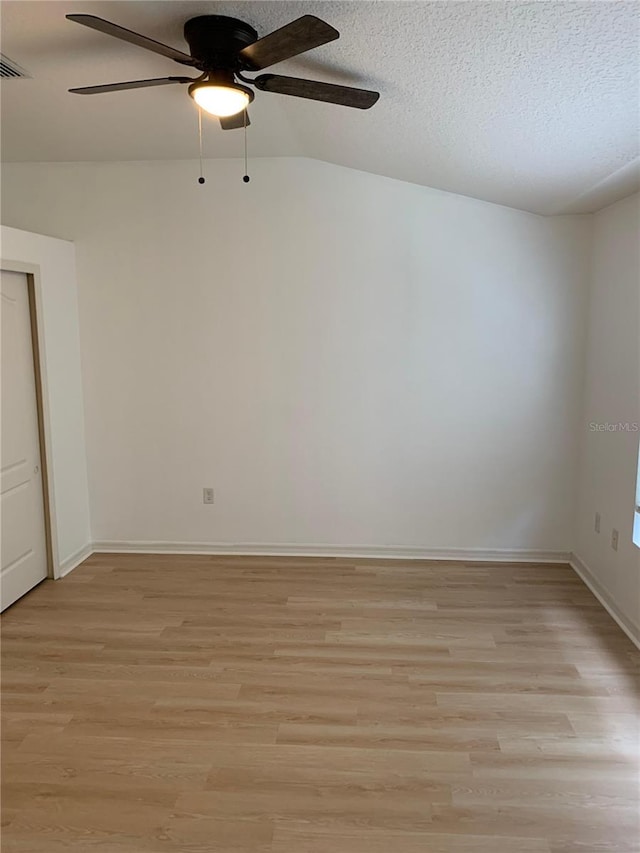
[197,107,205,184]
[243,110,250,183]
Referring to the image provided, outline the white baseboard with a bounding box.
[91,540,570,564]
[58,543,93,577]
[570,552,640,650]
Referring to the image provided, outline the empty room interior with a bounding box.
[1,1,639,851]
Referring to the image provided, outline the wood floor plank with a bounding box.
[272,823,553,853]
[2,553,638,851]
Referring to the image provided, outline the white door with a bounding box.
[1,270,48,611]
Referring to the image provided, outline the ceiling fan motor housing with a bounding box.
[183,16,258,71]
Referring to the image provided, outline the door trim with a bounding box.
[1,260,59,580]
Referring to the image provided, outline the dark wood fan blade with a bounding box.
[219,111,251,130]
[253,74,379,109]
[69,77,193,95]
[238,15,338,71]
[66,14,196,66]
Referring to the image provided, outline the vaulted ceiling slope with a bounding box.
[1,1,638,214]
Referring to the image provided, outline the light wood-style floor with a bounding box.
[1,554,639,852]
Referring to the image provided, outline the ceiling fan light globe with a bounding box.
[189,83,250,117]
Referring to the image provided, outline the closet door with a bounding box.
[1,269,48,611]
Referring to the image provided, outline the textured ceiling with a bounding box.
[1,0,638,214]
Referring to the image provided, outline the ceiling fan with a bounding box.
[66,13,380,129]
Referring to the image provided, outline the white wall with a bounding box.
[1,158,589,556]
[0,225,91,572]
[574,193,640,638]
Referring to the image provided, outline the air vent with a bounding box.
[0,55,30,79]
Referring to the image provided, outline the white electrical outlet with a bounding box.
[611,528,619,551]
[203,488,214,504]
[595,512,601,533]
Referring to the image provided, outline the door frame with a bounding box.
[1,259,59,580]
